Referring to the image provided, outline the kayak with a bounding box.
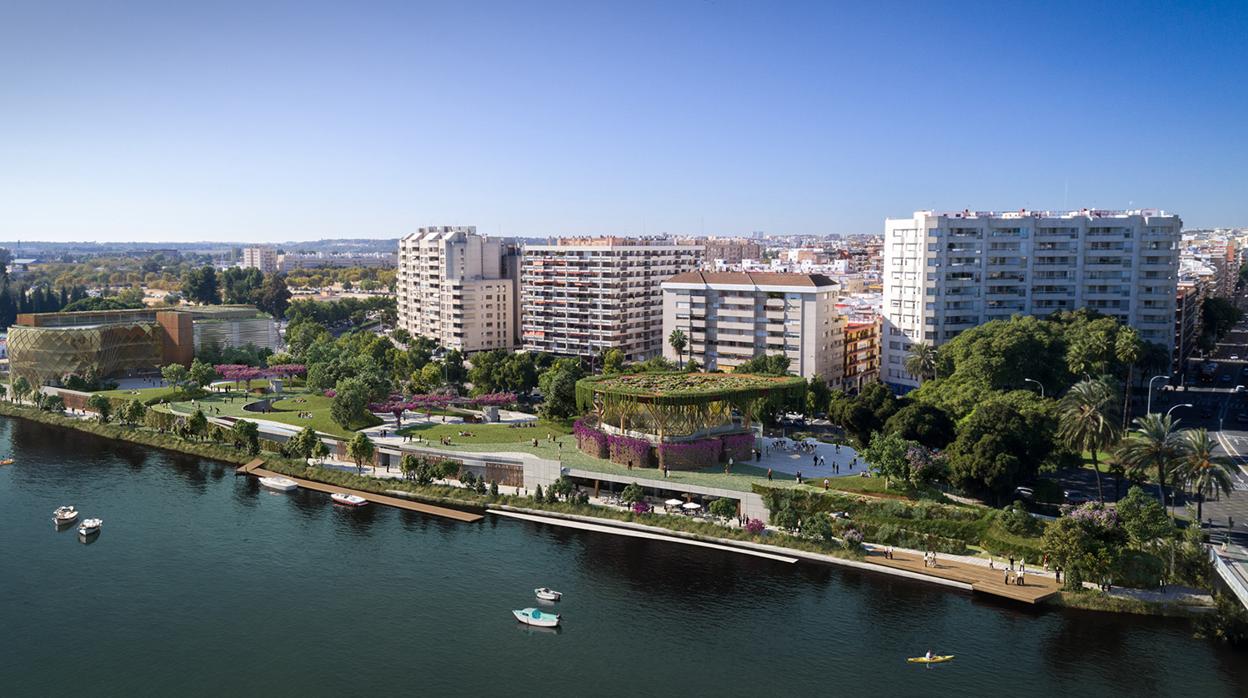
[908,655,955,664]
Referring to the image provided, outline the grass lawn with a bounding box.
[162,387,378,439]
[96,386,187,404]
[1079,451,1117,473]
[397,419,574,444]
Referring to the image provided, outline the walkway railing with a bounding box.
[1209,545,1248,609]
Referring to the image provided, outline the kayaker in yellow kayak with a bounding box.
[908,652,955,664]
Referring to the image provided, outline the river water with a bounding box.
[1,417,1244,696]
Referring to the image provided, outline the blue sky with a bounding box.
[1,0,1245,241]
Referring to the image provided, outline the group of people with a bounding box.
[507,421,540,429]
[769,438,817,454]
[923,551,939,568]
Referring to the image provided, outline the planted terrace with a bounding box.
[574,372,805,471]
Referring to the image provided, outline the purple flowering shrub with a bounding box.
[745,518,766,534]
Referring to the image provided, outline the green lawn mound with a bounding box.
[165,387,378,439]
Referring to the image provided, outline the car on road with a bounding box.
[1222,374,1233,384]
[1237,412,1248,424]
[1233,355,1241,361]
[1064,490,1089,505]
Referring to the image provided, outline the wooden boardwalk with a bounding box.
[865,548,1060,604]
[238,460,483,523]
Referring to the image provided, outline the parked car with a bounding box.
[1064,490,1089,505]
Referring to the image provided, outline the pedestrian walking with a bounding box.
[823,478,829,491]
[767,468,773,482]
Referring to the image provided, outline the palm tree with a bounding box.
[1178,428,1235,523]
[903,342,937,383]
[1057,378,1121,502]
[668,329,688,370]
[1114,328,1142,429]
[1117,413,1184,511]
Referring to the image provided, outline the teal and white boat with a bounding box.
[512,607,560,628]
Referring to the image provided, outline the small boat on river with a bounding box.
[534,587,562,601]
[330,493,367,507]
[259,476,298,493]
[78,518,103,536]
[53,506,79,526]
[513,607,560,628]
[0,458,14,465]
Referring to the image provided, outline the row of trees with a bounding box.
[181,265,293,318]
[1063,377,1236,518]
[825,311,1195,504]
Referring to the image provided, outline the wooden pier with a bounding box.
[865,548,1060,604]
[237,459,483,523]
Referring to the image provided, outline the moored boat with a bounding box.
[512,607,560,627]
[53,505,79,526]
[330,492,367,507]
[78,518,103,536]
[259,476,298,493]
[534,587,562,601]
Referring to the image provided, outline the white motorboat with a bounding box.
[534,587,562,602]
[53,505,79,526]
[513,607,560,628]
[259,476,298,493]
[78,518,102,536]
[330,492,367,507]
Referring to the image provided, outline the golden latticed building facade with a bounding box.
[7,305,279,386]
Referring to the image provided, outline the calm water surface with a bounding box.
[1,417,1244,697]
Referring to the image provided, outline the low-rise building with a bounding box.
[842,320,879,393]
[7,305,278,386]
[661,271,844,382]
[702,238,763,266]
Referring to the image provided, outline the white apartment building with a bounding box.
[242,246,278,274]
[396,226,519,353]
[661,271,844,382]
[882,209,1181,391]
[521,237,700,361]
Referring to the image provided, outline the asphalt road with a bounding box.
[1186,298,1248,546]
[1046,292,1248,546]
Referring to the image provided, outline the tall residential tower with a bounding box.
[882,209,1181,392]
[396,226,519,353]
[521,236,700,361]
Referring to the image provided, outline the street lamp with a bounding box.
[1148,374,1171,415]
[1023,378,1045,398]
[1165,403,1192,419]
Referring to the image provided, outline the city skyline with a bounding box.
[2,1,1246,242]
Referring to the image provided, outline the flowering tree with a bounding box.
[745,518,766,535]
[369,399,410,426]
[265,364,307,379]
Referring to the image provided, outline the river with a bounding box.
[0,417,1244,696]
